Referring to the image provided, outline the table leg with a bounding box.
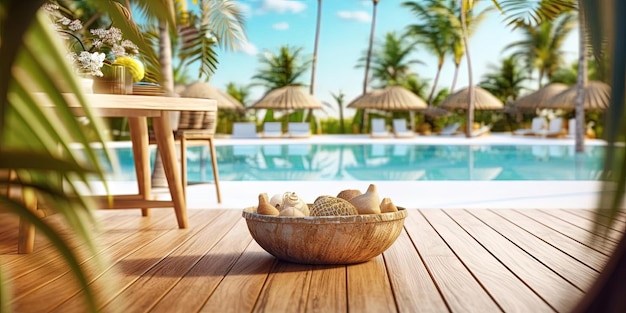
[208,137,222,203]
[128,117,151,216]
[153,112,188,228]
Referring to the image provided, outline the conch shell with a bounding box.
[380,197,398,213]
[270,193,283,210]
[348,184,381,214]
[279,207,306,217]
[256,193,279,215]
[336,189,362,201]
[281,192,309,216]
[310,196,359,216]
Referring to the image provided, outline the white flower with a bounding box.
[72,51,106,77]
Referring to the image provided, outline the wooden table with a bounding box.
[41,93,217,228]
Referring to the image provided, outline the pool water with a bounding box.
[100,143,609,182]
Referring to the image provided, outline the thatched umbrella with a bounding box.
[545,80,611,110]
[347,86,427,111]
[347,86,428,131]
[512,83,568,111]
[180,82,245,111]
[440,86,504,111]
[251,85,323,110]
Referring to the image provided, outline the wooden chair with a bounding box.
[176,110,221,203]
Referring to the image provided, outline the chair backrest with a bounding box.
[440,122,460,135]
[371,119,387,133]
[288,122,310,134]
[392,119,408,132]
[548,117,564,133]
[531,117,548,131]
[263,122,282,133]
[568,118,576,136]
[231,122,258,138]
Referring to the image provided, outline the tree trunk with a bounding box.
[308,0,322,132]
[450,63,460,92]
[152,20,177,188]
[359,0,379,133]
[460,0,474,138]
[427,62,444,105]
[574,5,587,153]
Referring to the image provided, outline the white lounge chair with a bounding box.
[513,117,547,136]
[287,122,311,138]
[566,118,576,138]
[262,122,283,138]
[231,122,258,138]
[370,118,390,138]
[439,122,460,136]
[535,117,564,137]
[471,124,492,137]
[392,119,416,138]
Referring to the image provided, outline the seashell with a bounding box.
[349,184,381,214]
[310,196,359,216]
[282,191,309,216]
[279,207,306,217]
[336,189,362,201]
[380,197,398,213]
[257,193,279,215]
[270,193,283,210]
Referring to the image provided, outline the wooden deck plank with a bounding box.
[545,210,623,244]
[346,255,397,313]
[99,210,242,312]
[562,209,625,233]
[493,210,609,271]
[8,210,171,303]
[467,209,598,291]
[405,210,500,312]
[516,209,615,256]
[149,217,254,312]
[305,265,347,313]
[382,229,448,312]
[252,261,312,312]
[447,209,585,312]
[423,209,554,312]
[48,209,225,313]
[0,209,618,313]
[198,240,276,313]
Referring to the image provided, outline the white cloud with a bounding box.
[237,42,258,55]
[272,22,289,30]
[337,11,371,23]
[258,0,306,14]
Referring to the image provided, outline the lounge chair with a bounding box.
[534,117,565,137]
[231,122,258,138]
[262,122,283,138]
[287,122,311,138]
[392,119,416,138]
[439,122,460,136]
[370,118,390,138]
[471,124,492,137]
[513,117,547,136]
[566,118,576,138]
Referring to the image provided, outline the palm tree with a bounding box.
[440,0,492,92]
[252,45,311,122]
[357,32,422,88]
[504,13,577,88]
[252,45,311,90]
[358,0,380,133]
[479,56,529,103]
[310,0,322,97]
[403,0,455,105]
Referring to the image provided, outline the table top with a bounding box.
[36,92,217,117]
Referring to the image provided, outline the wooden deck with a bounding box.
[1,208,623,312]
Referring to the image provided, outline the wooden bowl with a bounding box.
[241,207,407,264]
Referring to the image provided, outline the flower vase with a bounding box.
[92,65,133,95]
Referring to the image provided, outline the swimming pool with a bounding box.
[101,143,609,182]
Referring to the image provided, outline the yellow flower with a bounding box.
[113,56,145,82]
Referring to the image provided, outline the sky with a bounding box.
[191,0,579,118]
